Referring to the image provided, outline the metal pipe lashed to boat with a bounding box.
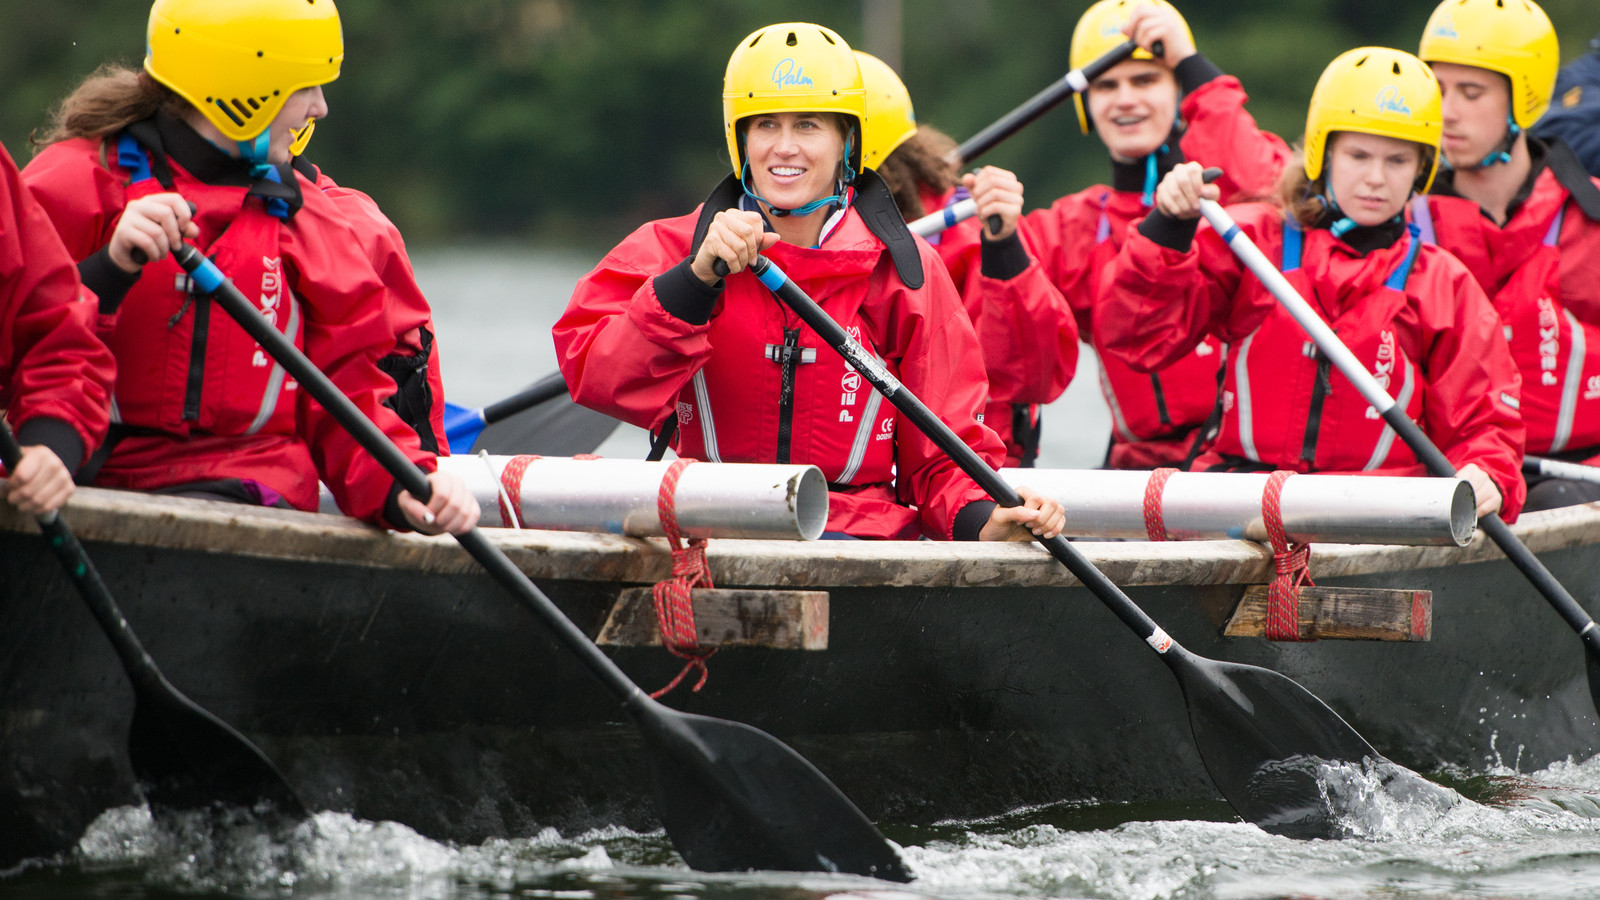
[440,456,829,540]
[1000,469,1476,546]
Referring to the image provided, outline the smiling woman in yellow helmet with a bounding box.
[555,23,1063,542]
[1099,46,1524,522]
[854,50,1078,469]
[23,0,478,535]
[1413,0,1600,512]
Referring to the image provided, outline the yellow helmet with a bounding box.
[1418,0,1560,129]
[854,51,918,170]
[1304,47,1443,193]
[1069,0,1193,134]
[145,0,344,143]
[722,23,865,178]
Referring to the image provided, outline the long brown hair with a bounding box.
[875,125,960,219]
[34,64,187,150]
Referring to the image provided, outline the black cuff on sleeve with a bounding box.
[383,480,410,532]
[15,417,86,475]
[78,248,141,315]
[953,499,998,542]
[979,231,1032,281]
[655,258,722,326]
[1175,53,1226,95]
[1138,209,1200,252]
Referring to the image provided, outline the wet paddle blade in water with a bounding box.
[128,671,306,820]
[632,702,912,881]
[1171,648,1379,838]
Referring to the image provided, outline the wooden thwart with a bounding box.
[1224,585,1432,642]
[597,587,829,650]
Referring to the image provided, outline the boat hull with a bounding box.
[3,490,1598,866]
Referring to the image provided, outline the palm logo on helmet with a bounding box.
[854,51,917,171]
[723,23,865,216]
[1304,47,1443,196]
[145,0,343,159]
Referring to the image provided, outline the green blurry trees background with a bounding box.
[1,0,1592,251]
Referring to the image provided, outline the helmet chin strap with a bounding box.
[1319,183,1408,238]
[1441,114,1519,171]
[236,132,275,176]
[740,129,857,218]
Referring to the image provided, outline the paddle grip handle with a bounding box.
[954,40,1138,164]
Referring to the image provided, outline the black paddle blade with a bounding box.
[630,701,910,881]
[473,393,620,456]
[1169,649,1380,839]
[128,672,306,820]
[1588,646,1600,721]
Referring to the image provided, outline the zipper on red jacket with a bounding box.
[776,327,801,464]
[182,295,211,422]
[1300,346,1332,465]
[1149,373,1173,429]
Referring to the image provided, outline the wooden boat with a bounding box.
[3,487,1599,867]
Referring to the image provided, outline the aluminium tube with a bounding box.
[1000,468,1475,546]
[438,455,829,540]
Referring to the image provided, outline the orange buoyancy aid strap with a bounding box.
[1262,469,1315,642]
[649,457,716,698]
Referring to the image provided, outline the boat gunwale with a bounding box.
[2,486,1596,589]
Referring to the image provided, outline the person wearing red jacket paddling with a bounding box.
[555,22,1063,541]
[854,51,1078,468]
[1022,0,1292,470]
[22,0,475,533]
[1100,47,1525,521]
[1413,0,1600,512]
[0,139,116,515]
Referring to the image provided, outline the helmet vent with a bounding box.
[1393,61,1402,74]
[821,32,836,45]
[1355,54,1369,67]
[748,33,762,48]
[786,32,798,47]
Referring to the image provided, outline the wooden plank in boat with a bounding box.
[597,587,829,650]
[1223,585,1432,642]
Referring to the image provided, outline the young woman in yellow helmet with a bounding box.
[1100,47,1525,521]
[855,51,1078,469]
[1413,0,1600,511]
[1021,0,1291,470]
[23,0,477,533]
[555,23,1062,541]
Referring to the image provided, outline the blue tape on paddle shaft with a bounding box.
[1222,224,1240,245]
[190,257,227,294]
[755,263,787,293]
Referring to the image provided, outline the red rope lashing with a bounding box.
[649,457,716,698]
[1143,467,1179,541]
[1262,469,1315,642]
[497,454,539,528]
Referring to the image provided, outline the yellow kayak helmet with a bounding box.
[722,23,865,178]
[1069,0,1193,134]
[1418,0,1560,129]
[1304,47,1443,193]
[854,51,918,170]
[145,0,344,144]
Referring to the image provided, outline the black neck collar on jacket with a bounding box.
[1109,127,1186,194]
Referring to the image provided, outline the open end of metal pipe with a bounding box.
[1449,479,1477,547]
[794,467,829,541]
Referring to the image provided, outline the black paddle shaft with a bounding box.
[482,371,569,424]
[953,39,1145,164]
[172,244,910,879]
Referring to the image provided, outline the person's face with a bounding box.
[266,85,328,164]
[1325,131,1424,227]
[743,112,847,211]
[1087,60,1178,162]
[1431,61,1513,168]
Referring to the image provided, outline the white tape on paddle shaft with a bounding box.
[1065,69,1090,93]
[1146,627,1173,653]
[909,197,977,238]
[1199,199,1398,415]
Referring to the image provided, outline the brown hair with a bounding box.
[34,64,187,149]
[875,125,960,219]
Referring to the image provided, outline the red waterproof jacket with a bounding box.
[920,183,1078,466]
[554,201,1003,540]
[1414,164,1600,464]
[23,124,435,524]
[301,161,448,455]
[1022,70,1291,468]
[0,142,114,469]
[1101,202,1527,521]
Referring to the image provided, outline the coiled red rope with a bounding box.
[649,457,716,697]
[1262,469,1314,642]
[1143,467,1179,541]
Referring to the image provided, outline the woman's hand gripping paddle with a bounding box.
[166,243,911,881]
